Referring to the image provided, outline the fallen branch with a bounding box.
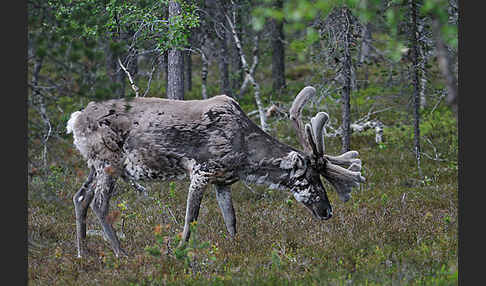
[421,137,448,162]
[165,205,179,225]
[247,103,288,118]
[429,88,446,115]
[351,120,384,144]
[326,119,385,144]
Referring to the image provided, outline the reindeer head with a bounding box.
[288,86,366,220]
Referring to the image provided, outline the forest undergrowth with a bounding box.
[27,66,457,285]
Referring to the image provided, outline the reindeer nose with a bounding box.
[323,208,333,220]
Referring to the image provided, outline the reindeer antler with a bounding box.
[323,151,365,201]
[290,87,329,157]
[290,86,366,202]
[305,112,329,156]
[290,86,316,154]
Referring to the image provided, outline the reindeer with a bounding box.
[67,86,365,258]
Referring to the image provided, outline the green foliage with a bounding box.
[254,0,370,61]
[41,0,199,52]
[28,120,458,284]
[118,200,138,221]
[29,164,74,203]
[169,181,177,199]
[144,221,218,274]
[420,0,458,47]
[285,64,314,81]
[27,0,200,110]
[254,0,457,63]
[28,0,457,284]
[270,248,281,270]
[385,106,457,163]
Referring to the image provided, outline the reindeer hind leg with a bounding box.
[89,169,127,257]
[73,166,96,258]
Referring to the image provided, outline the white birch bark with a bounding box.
[226,14,268,132]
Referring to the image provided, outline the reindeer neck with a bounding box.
[240,127,303,190]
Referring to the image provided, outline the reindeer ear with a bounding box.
[283,151,307,177]
[293,153,307,177]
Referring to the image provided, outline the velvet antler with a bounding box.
[323,151,365,201]
[290,87,366,202]
[289,86,317,154]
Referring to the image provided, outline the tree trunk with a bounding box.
[359,23,372,90]
[410,0,422,177]
[201,52,208,99]
[341,72,351,153]
[363,66,369,89]
[218,31,232,97]
[359,23,372,65]
[167,0,185,100]
[417,18,428,109]
[419,42,427,109]
[230,24,243,98]
[341,8,352,153]
[270,0,286,94]
[229,0,244,98]
[198,33,209,99]
[227,14,268,131]
[162,51,168,98]
[432,19,457,114]
[30,55,52,168]
[350,66,357,91]
[105,39,126,98]
[167,50,184,100]
[185,35,192,93]
[185,50,192,92]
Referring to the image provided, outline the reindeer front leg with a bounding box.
[181,164,210,244]
[214,184,236,237]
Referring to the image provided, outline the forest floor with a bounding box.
[27,95,457,285]
[27,46,458,284]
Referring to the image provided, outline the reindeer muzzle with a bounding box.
[310,199,333,220]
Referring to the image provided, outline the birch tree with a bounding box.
[226,12,269,132]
